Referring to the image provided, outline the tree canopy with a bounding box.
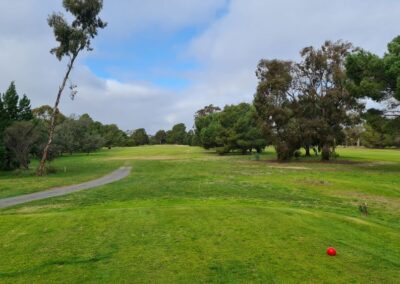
[195,103,267,155]
[254,41,362,160]
[38,0,107,175]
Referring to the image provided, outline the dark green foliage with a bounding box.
[4,121,41,169]
[346,36,400,103]
[195,104,221,117]
[0,82,33,123]
[166,123,187,145]
[0,82,33,170]
[18,95,33,121]
[80,132,104,154]
[346,36,400,149]
[254,60,302,160]
[52,114,104,155]
[195,103,267,154]
[154,130,167,145]
[98,124,127,149]
[185,130,196,146]
[131,128,150,146]
[2,82,19,121]
[361,109,400,148]
[254,41,362,161]
[48,0,107,60]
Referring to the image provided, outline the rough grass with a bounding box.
[0,146,399,283]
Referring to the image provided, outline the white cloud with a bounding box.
[172,0,400,126]
[1,0,400,134]
[101,0,228,38]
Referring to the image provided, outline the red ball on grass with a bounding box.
[327,247,337,256]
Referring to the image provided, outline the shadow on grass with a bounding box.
[0,253,112,279]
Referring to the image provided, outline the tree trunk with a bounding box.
[321,145,330,161]
[37,55,77,176]
[305,145,311,157]
[332,138,337,160]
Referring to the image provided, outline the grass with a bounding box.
[0,152,123,199]
[0,146,399,283]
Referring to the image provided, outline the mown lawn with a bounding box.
[0,146,399,283]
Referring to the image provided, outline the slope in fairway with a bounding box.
[0,146,399,283]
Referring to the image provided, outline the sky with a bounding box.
[1,0,400,134]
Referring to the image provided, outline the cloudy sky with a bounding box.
[1,0,399,133]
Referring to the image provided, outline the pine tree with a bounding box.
[18,95,33,121]
[0,82,34,170]
[2,82,19,121]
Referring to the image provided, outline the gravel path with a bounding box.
[0,166,132,209]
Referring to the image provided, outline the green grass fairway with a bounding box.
[0,146,399,283]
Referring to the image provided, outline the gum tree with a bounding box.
[37,0,106,176]
[254,41,362,161]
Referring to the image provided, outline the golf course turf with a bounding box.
[0,146,399,283]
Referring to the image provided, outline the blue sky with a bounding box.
[1,0,400,133]
[85,0,230,91]
[86,27,203,90]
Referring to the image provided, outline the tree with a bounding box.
[297,41,362,159]
[167,123,187,145]
[343,124,364,147]
[4,121,40,170]
[360,109,400,148]
[53,119,81,154]
[154,130,167,145]
[18,95,33,121]
[131,128,149,146]
[80,132,104,154]
[195,105,222,145]
[37,0,107,175]
[33,105,67,129]
[217,103,267,154]
[52,114,104,155]
[346,36,400,112]
[198,118,223,150]
[2,82,19,122]
[346,36,400,147]
[254,41,362,161]
[195,103,267,154]
[185,130,196,146]
[195,104,221,118]
[254,59,302,160]
[0,82,33,170]
[100,124,127,149]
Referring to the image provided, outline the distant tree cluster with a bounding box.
[3,35,400,171]
[0,81,197,172]
[0,82,34,170]
[346,36,400,148]
[44,113,131,157]
[0,82,129,171]
[128,123,197,147]
[359,110,400,148]
[194,37,400,160]
[194,103,267,155]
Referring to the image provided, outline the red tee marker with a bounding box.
[327,247,337,256]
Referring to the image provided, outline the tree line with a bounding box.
[194,37,400,160]
[2,36,399,170]
[129,124,196,147]
[0,83,120,171]
[0,83,195,171]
